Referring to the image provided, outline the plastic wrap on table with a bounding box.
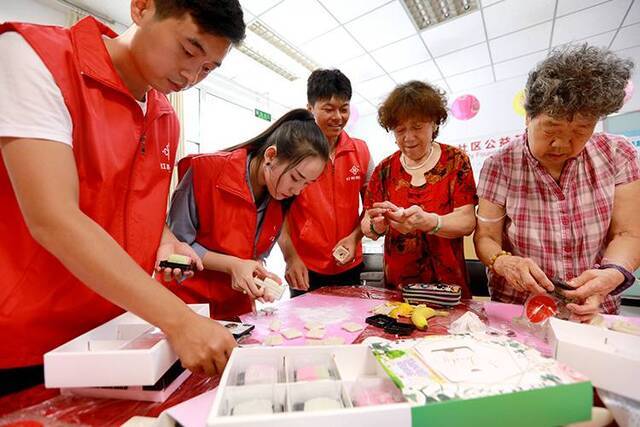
[354,299,486,343]
[241,288,391,346]
[0,373,221,426]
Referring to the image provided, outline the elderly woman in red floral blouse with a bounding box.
[474,45,640,321]
[361,81,477,297]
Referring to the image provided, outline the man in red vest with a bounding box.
[0,0,244,395]
[280,69,374,296]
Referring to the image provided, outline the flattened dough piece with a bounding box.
[341,322,364,333]
[281,328,302,340]
[305,328,326,339]
[304,321,325,331]
[269,319,282,332]
[263,334,284,346]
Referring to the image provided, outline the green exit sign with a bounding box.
[254,109,271,122]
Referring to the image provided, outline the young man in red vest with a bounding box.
[280,69,374,296]
[0,0,244,395]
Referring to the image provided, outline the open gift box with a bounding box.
[206,332,592,427]
[549,317,640,401]
[43,304,209,402]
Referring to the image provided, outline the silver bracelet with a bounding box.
[475,206,506,223]
[427,214,442,234]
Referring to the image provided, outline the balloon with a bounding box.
[624,80,634,103]
[450,95,480,120]
[513,89,525,117]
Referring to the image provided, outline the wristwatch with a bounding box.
[599,263,637,295]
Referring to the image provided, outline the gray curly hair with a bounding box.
[524,44,633,120]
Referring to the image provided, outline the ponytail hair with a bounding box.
[225,108,329,175]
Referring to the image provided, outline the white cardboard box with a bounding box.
[206,344,412,427]
[44,304,209,388]
[206,335,592,427]
[549,317,640,401]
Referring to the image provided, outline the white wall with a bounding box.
[1,0,67,26]
[192,73,290,154]
[2,0,129,36]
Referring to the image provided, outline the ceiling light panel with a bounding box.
[403,0,478,30]
[243,32,308,76]
[236,43,298,81]
[248,21,319,71]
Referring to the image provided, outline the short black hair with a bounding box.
[307,69,352,105]
[154,0,246,45]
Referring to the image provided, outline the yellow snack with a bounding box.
[411,305,449,330]
[390,302,416,319]
[167,254,190,265]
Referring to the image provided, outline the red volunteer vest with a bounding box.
[287,131,370,275]
[166,150,284,319]
[0,18,179,368]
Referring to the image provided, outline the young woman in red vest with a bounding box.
[162,109,329,319]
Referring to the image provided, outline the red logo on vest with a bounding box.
[347,164,361,182]
[160,143,171,171]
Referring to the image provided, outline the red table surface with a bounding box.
[0,286,548,426]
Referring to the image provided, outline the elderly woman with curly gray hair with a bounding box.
[474,44,640,322]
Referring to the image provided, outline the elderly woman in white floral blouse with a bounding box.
[474,44,640,322]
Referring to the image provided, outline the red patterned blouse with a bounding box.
[364,144,478,297]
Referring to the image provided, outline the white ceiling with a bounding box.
[55,0,640,115]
